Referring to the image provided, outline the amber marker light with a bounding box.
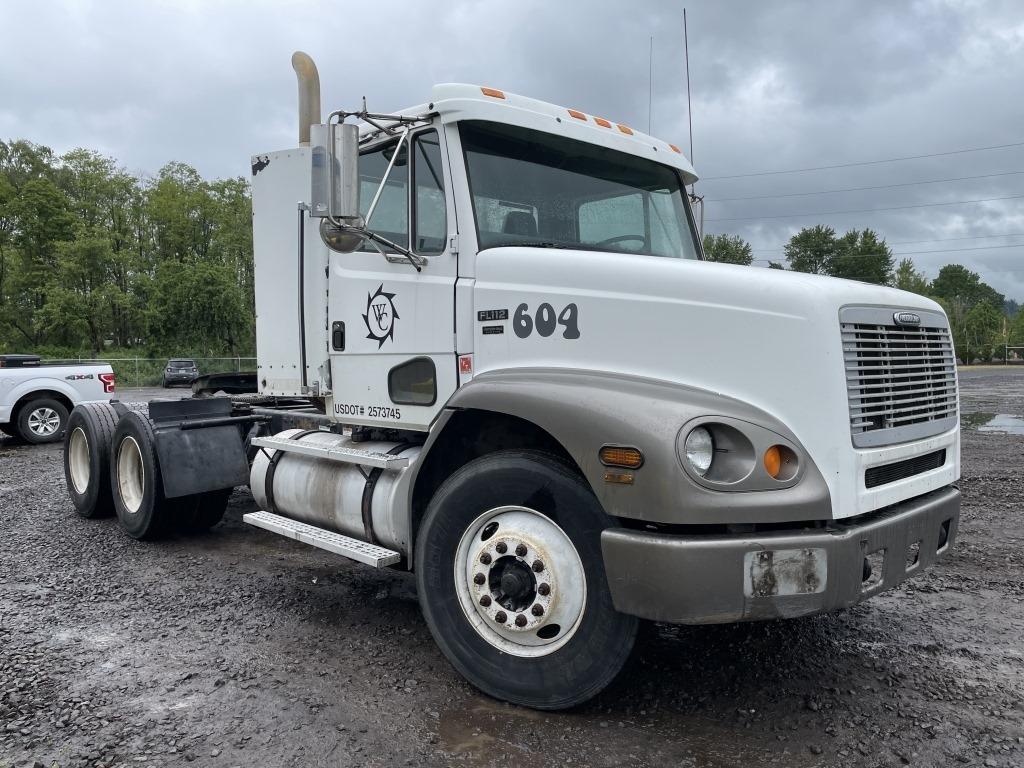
[668,143,682,154]
[617,124,634,135]
[600,446,644,469]
[480,87,506,99]
[593,117,612,128]
[764,446,783,479]
[567,109,587,121]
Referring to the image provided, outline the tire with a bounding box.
[63,403,120,519]
[17,397,69,444]
[178,488,233,532]
[110,412,172,539]
[415,449,638,710]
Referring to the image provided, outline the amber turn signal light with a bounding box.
[764,446,784,479]
[480,87,506,99]
[600,446,644,469]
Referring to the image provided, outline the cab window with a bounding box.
[413,131,446,254]
[358,141,409,251]
[359,130,448,255]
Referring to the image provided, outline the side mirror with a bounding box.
[310,122,360,221]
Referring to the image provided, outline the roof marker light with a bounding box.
[617,124,634,135]
[480,87,506,99]
[669,143,682,154]
[594,117,612,128]
[567,109,587,121]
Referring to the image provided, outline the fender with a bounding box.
[441,367,833,526]
[5,376,82,415]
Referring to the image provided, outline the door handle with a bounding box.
[332,321,345,351]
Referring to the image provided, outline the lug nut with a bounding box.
[515,544,527,557]
[514,614,527,627]
[473,573,486,585]
[531,604,544,617]
[494,610,507,623]
[537,583,551,596]
[532,559,544,573]
[495,542,507,554]
[480,552,492,565]
[479,595,491,607]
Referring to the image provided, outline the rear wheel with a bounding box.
[63,403,120,518]
[110,412,172,539]
[415,450,638,710]
[18,398,69,444]
[178,488,233,532]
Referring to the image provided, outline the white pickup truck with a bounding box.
[0,355,115,443]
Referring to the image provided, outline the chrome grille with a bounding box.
[841,310,958,448]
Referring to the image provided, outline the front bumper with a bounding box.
[602,485,959,624]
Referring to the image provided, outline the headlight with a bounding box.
[683,426,714,476]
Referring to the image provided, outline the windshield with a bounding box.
[460,121,700,259]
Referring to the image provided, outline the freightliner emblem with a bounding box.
[893,311,921,326]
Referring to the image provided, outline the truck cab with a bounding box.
[67,53,960,711]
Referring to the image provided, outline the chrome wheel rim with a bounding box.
[68,427,91,494]
[116,436,145,514]
[27,407,61,437]
[454,505,586,657]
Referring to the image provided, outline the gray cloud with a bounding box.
[2,0,1022,299]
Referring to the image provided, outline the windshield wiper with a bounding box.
[490,241,575,250]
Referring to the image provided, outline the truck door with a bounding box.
[327,128,457,431]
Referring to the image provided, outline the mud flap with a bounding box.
[149,399,251,498]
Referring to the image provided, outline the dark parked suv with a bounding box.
[162,359,199,387]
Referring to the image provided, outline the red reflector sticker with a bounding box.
[459,355,473,374]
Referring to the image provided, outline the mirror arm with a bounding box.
[362,231,424,272]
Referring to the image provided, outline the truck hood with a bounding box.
[472,247,950,518]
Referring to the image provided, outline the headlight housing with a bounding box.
[676,417,801,489]
[682,426,714,477]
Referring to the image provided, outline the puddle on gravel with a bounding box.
[961,412,1024,434]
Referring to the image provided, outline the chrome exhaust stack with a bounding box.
[291,51,321,147]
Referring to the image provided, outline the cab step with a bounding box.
[251,435,410,470]
[243,510,401,567]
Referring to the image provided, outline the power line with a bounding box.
[893,244,1024,255]
[705,193,1024,223]
[753,244,1024,260]
[744,232,1024,254]
[890,232,1024,245]
[702,140,1024,181]
[705,170,1024,202]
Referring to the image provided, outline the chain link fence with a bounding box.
[42,356,256,388]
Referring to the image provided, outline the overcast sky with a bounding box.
[2,0,1023,300]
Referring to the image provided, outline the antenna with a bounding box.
[683,7,703,234]
[648,36,654,134]
[684,8,694,173]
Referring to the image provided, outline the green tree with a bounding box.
[893,258,930,295]
[829,229,893,285]
[0,139,256,357]
[785,225,892,285]
[930,264,1004,311]
[962,301,1003,363]
[1009,310,1024,347]
[702,233,753,265]
[784,225,835,274]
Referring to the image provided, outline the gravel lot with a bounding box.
[2,374,1022,768]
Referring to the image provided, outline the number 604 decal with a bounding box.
[513,302,580,340]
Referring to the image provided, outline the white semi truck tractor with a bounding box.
[63,53,961,710]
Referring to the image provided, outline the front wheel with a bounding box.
[415,450,637,710]
[18,398,69,444]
